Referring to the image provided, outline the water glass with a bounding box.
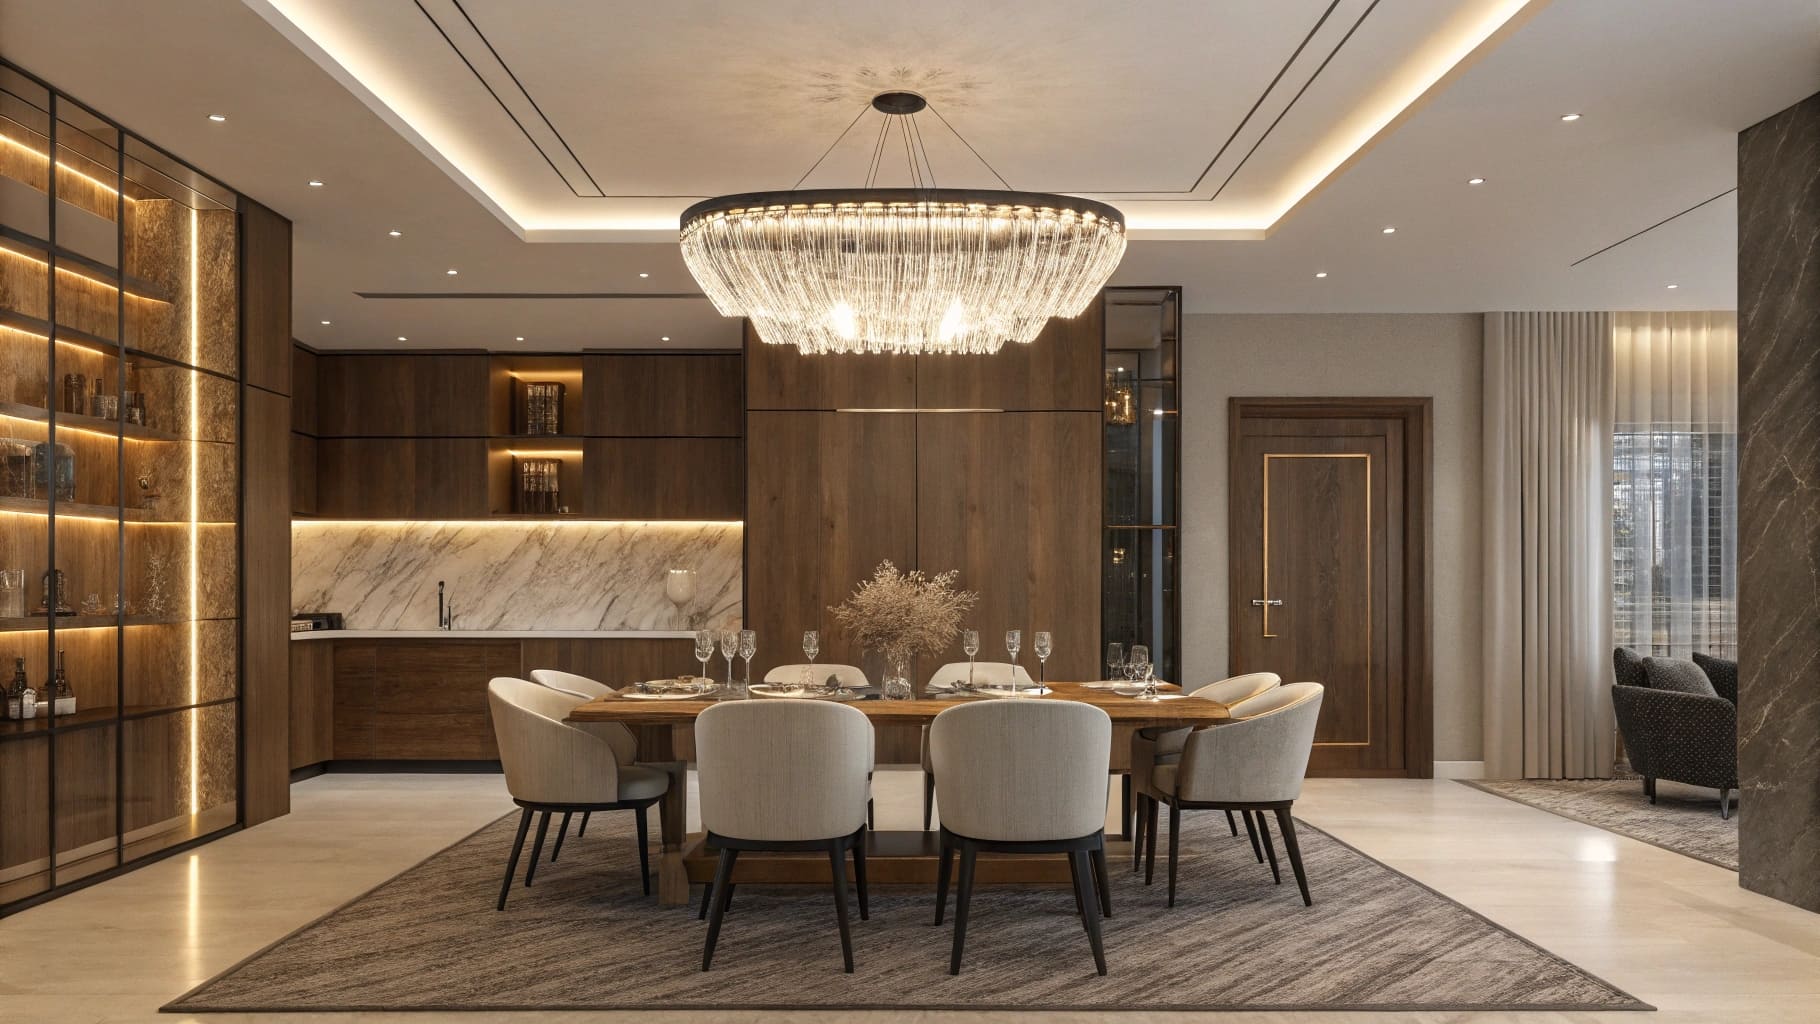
[1004,630,1022,692]
[1033,631,1052,685]
[962,629,979,689]
[802,630,820,663]
[719,630,739,692]
[1106,642,1125,682]
[694,629,715,684]
[738,629,756,687]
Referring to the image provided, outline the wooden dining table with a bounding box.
[567,682,1231,906]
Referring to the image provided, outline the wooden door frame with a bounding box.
[1228,397,1434,778]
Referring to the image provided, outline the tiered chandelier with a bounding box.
[680,92,1126,356]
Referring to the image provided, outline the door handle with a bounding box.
[1250,599,1283,607]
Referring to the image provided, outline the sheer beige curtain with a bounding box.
[1611,312,1738,660]
[1483,312,1614,779]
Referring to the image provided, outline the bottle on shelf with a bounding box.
[51,647,74,717]
[6,656,34,721]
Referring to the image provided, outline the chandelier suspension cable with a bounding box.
[908,113,937,188]
[922,100,1013,191]
[790,100,874,191]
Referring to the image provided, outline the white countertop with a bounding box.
[290,629,700,641]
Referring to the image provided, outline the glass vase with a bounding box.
[883,652,913,700]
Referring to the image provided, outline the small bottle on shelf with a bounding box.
[4,656,26,720]
[51,648,74,717]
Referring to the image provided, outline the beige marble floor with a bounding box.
[2,770,1818,1024]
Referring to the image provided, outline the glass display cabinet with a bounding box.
[1102,287,1180,683]
[0,66,241,907]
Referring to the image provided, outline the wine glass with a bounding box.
[801,629,820,690]
[1033,631,1053,687]
[1004,629,1022,693]
[1106,642,1125,683]
[1129,645,1156,701]
[739,629,756,689]
[694,630,714,687]
[719,630,739,692]
[962,629,979,690]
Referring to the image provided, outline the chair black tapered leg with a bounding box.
[1132,794,1148,872]
[828,840,855,973]
[496,808,533,911]
[1257,810,1281,884]
[852,831,870,921]
[698,882,712,920]
[1068,848,1086,916]
[701,848,739,971]
[1121,775,1134,839]
[1274,807,1312,906]
[577,811,590,838]
[868,798,876,831]
[934,839,954,924]
[1242,808,1264,863]
[636,804,652,896]
[1225,809,1238,836]
[551,811,573,862]
[524,811,552,887]
[1144,797,1160,885]
[1074,849,1108,976]
[1166,802,1181,908]
[1091,841,1113,918]
[949,844,978,975]
[923,771,935,831]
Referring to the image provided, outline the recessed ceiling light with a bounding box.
[319,320,331,325]
[397,336,407,341]
[638,272,650,279]
[387,230,402,237]
[308,179,324,187]
[1315,271,1328,279]
[1559,113,1581,122]
[1467,177,1486,185]
[660,336,671,342]
[1381,226,1396,234]
[207,114,227,123]
[515,336,525,341]
[1666,283,1679,289]
[446,268,458,275]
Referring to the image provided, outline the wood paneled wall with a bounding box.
[239,199,293,826]
[743,307,1105,689]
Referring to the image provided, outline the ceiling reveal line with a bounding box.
[1568,188,1736,267]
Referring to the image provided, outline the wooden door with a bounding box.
[1229,399,1431,777]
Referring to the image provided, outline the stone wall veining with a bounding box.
[1738,90,1820,914]
[292,522,742,632]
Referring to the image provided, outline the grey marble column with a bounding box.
[1738,90,1820,913]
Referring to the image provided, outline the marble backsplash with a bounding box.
[292,522,742,632]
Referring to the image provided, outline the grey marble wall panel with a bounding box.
[1738,90,1820,914]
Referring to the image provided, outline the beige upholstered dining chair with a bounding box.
[529,667,639,848]
[1137,682,1324,908]
[763,663,870,689]
[929,699,1113,976]
[695,699,874,973]
[919,661,1036,830]
[1130,671,1280,870]
[486,677,671,909]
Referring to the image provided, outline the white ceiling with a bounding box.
[2,0,1816,351]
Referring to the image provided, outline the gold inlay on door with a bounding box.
[1259,452,1371,747]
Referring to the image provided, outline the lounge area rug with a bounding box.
[1463,778,1737,870]
[168,811,1648,1014]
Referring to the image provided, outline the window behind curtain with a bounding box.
[1610,312,1738,660]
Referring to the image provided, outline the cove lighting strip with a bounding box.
[292,519,742,528]
[188,207,199,817]
[0,133,131,201]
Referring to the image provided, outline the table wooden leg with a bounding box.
[657,759,690,907]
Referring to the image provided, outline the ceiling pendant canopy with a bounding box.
[679,91,1126,356]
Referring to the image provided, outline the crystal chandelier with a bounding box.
[680,92,1126,356]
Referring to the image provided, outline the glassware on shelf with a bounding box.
[31,441,75,502]
[515,457,562,514]
[1106,642,1125,682]
[123,362,143,425]
[0,439,33,497]
[50,647,74,716]
[0,570,23,618]
[37,568,71,615]
[62,373,86,415]
[1034,631,1053,685]
[694,629,715,684]
[89,377,118,421]
[5,657,33,721]
[521,382,565,435]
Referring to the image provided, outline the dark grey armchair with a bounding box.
[1610,649,1738,818]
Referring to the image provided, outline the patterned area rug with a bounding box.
[1463,778,1737,870]
[167,811,1649,1014]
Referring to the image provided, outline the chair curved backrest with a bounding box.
[1189,671,1281,705]
[927,661,1034,689]
[1176,682,1324,804]
[764,663,870,689]
[929,699,1111,843]
[528,668,637,765]
[696,700,873,842]
[488,676,622,805]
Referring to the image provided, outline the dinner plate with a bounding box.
[750,685,862,702]
[618,689,713,701]
[929,685,1053,699]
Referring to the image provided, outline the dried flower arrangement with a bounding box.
[828,560,979,666]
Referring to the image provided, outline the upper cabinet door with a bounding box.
[744,321,917,411]
[915,305,1104,412]
[584,353,742,436]
[314,354,491,437]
